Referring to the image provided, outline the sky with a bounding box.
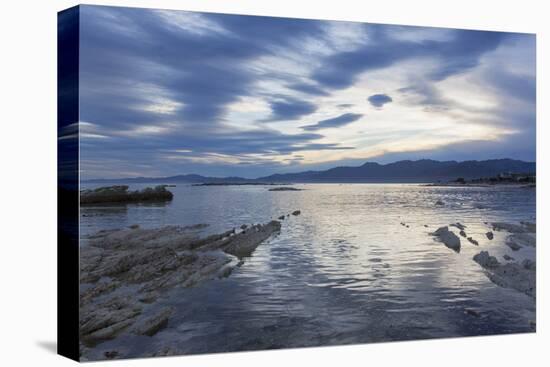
[77,5,536,179]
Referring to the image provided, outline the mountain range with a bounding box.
[84,159,536,184]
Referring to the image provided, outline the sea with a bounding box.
[80,183,536,357]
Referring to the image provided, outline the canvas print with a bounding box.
[58,4,536,361]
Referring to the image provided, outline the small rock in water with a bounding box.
[505,237,522,251]
[473,251,500,268]
[424,224,429,228]
[430,226,461,252]
[486,231,494,240]
[240,224,248,230]
[278,215,285,220]
[129,224,140,229]
[467,237,479,246]
[459,230,467,238]
[292,210,301,216]
[503,254,514,261]
[464,308,481,317]
[435,200,445,206]
[450,222,466,230]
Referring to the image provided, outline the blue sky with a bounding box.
[78,5,536,179]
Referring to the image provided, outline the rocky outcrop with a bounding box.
[80,185,173,205]
[430,226,461,252]
[79,219,283,346]
[473,251,536,298]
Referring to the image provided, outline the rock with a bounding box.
[464,308,480,317]
[503,254,514,261]
[79,220,282,348]
[435,200,445,206]
[459,230,467,238]
[486,231,494,240]
[507,233,536,248]
[522,259,536,271]
[80,185,173,205]
[430,226,461,252]
[223,221,281,258]
[240,224,248,230]
[132,307,174,336]
[292,210,301,216]
[450,222,466,230]
[473,251,536,298]
[505,237,522,251]
[104,350,119,359]
[278,215,285,220]
[424,224,429,227]
[520,221,536,233]
[492,222,527,233]
[268,187,302,191]
[467,237,479,246]
[473,251,500,268]
[80,297,142,343]
[473,203,487,209]
[129,224,140,229]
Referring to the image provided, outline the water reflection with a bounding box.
[81,184,535,358]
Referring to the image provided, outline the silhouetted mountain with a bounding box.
[84,159,535,184]
[256,159,536,183]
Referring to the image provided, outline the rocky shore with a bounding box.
[79,213,301,359]
[80,185,173,205]
[428,219,536,299]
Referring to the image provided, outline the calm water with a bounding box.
[80,183,536,357]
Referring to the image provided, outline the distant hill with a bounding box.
[257,159,536,183]
[84,159,536,184]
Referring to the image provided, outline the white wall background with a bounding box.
[0,0,547,365]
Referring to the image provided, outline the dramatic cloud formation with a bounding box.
[77,5,535,179]
[368,94,393,108]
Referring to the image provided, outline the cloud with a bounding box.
[76,6,534,179]
[368,94,393,108]
[261,97,318,121]
[301,113,363,131]
[311,26,508,90]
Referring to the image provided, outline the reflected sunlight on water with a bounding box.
[80,183,536,357]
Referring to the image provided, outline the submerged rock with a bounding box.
[503,254,515,261]
[486,231,494,240]
[430,226,461,252]
[473,251,536,298]
[435,200,445,206]
[80,185,173,205]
